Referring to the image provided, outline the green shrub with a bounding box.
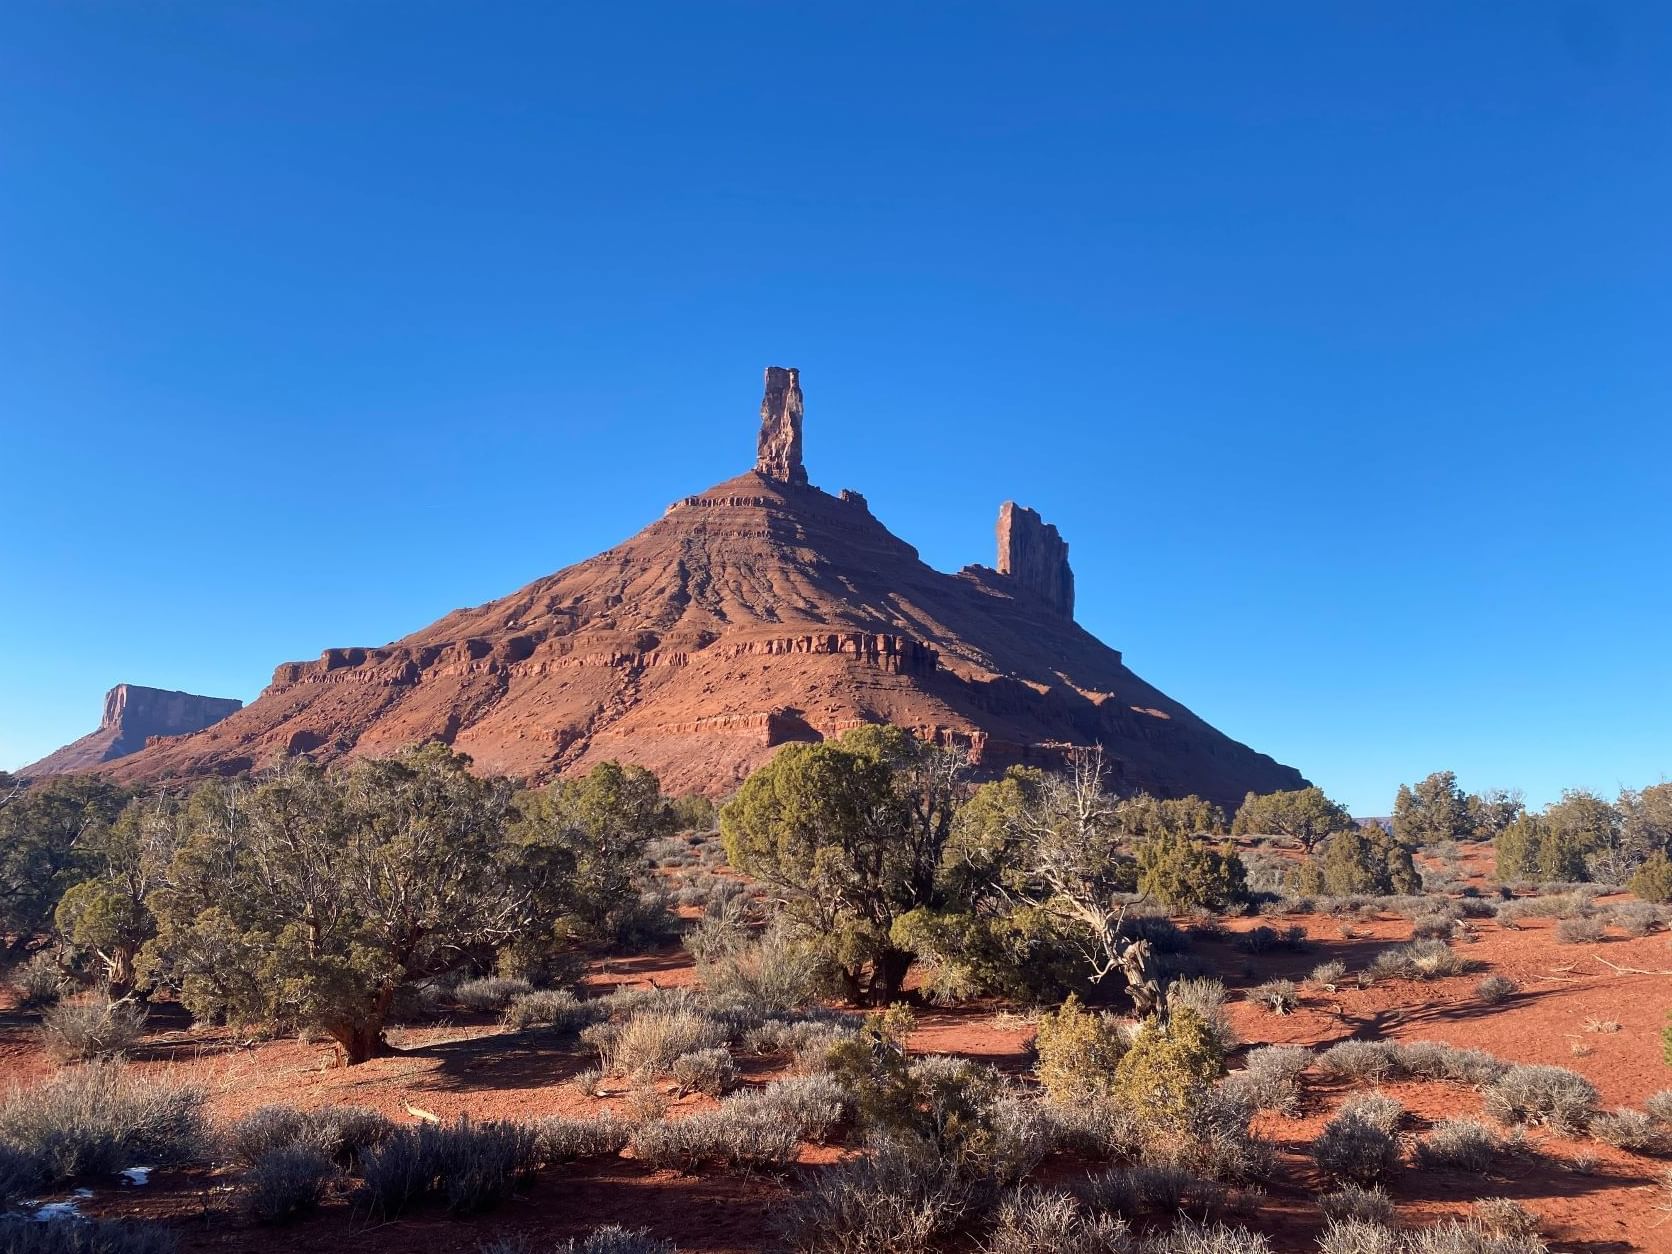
[1629,852,1672,905]
[1134,832,1247,913]
[1316,826,1421,897]
[245,1146,336,1223]
[1032,995,1126,1103]
[1110,1008,1222,1133]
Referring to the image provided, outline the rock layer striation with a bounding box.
[107,368,1304,809]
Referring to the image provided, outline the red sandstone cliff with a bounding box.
[22,684,243,777]
[108,368,1305,809]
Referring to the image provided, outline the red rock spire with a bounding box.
[755,366,807,485]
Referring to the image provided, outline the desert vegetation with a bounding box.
[1,751,1670,1250]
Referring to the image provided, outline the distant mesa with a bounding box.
[104,367,1305,809]
[21,684,242,778]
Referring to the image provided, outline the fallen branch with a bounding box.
[1595,956,1672,976]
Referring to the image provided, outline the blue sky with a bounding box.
[2,3,1668,813]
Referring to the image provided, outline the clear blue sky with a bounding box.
[2,3,1668,814]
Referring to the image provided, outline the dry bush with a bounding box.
[1415,1119,1499,1172]
[1589,1108,1671,1154]
[7,952,65,1010]
[1392,1041,1509,1086]
[629,1104,799,1172]
[1316,1220,1400,1254]
[1315,1106,1399,1186]
[1411,911,1459,940]
[225,1104,392,1167]
[1609,901,1661,937]
[1475,975,1515,1004]
[1341,1092,1404,1135]
[0,1216,180,1254]
[1223,1045,1310,1114]
[558,1228,678,1254]
[670,1047,738,1097]
[502,989,599,1033]
[1310,960,1348,989]
[1317,1040,1400,1084]
[1165,978,1238,1055]
[1483,1065,1599,1135]
[724,1074,849,1142]
[777,1137,968,1254]
[595,1006,729,1077]
[1369,939,1474,981]
[453,975,532,1012]
[1470,1197,1541,1238]
[1317,1185,1395,1225]
[244,1146,336,1223]
[0,1063,207,1182]
[982,1187,1134,1254]
[1142,1219,1274,1253]
[1644,1090,1672,1125]
[1554,916,1606,944]
[39,997,147,1063]
[1246,979,1300,1014]
[534,1114,630,1161]
[357,1119,540,1217]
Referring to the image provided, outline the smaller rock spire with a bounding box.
[755,366,807,485]
[996,502,1075,619]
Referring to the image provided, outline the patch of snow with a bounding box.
[119,1167,152,1186]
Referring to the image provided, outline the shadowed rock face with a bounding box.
[996,502,1074,619]
[21,684,242,777]
[107,368,1306,809]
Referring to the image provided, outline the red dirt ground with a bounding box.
[8,874,1672,1250]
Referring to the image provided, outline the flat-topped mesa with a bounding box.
[996,502,1075,619]
[754,365,807,485]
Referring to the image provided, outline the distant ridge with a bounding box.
[23,684,242,777]
[108,368,1306,809]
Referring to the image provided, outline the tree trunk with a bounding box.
[872,948,913,1005]
[333,1021,393,1067]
